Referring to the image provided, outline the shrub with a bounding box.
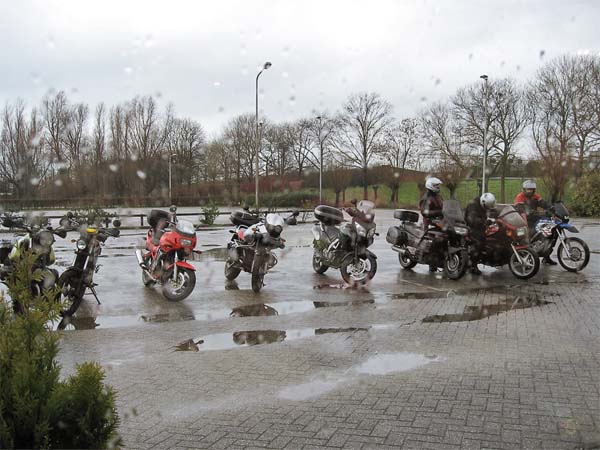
[200,199,220,225]
[571,172,600,217]
[0,249,120,449]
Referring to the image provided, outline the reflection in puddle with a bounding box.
[195,247,229,262]
[422,294,552,323]
[279,380,341,401]
[141,312,196,323]
[233,329,286,345]
[173,338,205,352]
[230,304,278,317]
[313,299,375,308]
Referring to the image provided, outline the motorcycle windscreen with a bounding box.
[498,205,527,228]
[553,202,569,219]
[442,200,465,225]
[175,220,196,237]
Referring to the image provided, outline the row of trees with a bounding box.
[1,54,599,207]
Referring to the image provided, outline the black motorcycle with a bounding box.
[528,202,590,272]
[57,213,121,329]
[224,210,286,293]
[0,215,67,313]
[311,200,378,285]
[386,199,468,279]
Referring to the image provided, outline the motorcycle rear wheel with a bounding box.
[557,237,590,272]
[341,254,377,285]
[224,257,242,280]
[508,248,540,280]
[312,252,329,274]
[397,246,417,269]
[162,267,196,302]
[57,268,84,330]
[443,250,468,280]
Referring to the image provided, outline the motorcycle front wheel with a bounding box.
[508,248,540,280]
[224,257,242,280]
[57,268,84,330]
[312,251,329,274]
[443,250,468,280]
[162,267,196,301]
[341,254,377,285]
[397,246,418,269]
[557,237,590,272]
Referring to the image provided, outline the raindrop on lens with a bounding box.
[54,179,63,187]
[124,67,133,76]
[136,170,146,179]
[539,49,545,59]
[217,106,225,113]
[30,177,40,185]
[109,164,118,172]
[213,81,221,87]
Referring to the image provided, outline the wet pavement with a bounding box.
[2,210,600,449]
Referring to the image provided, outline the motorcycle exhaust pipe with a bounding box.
[135,249,147,268]
[390,246,404,255]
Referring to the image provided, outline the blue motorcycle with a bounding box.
[529,202,590,272]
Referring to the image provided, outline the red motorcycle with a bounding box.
[135,209,198,301]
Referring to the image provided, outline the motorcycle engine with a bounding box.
[530,239,551,257]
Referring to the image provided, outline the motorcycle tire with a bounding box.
[443,250,468,280]
[312,252,329,274]
[557,237,590,272]
[224,257,242,280]
[397,246,417,269]
[161,267,196,302]
[57,268,84,330]
[251,270,264,293]
[142,269,156,287]
[341,254,377,285]
[508,248,540,280]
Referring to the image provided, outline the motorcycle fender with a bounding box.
[167,261,196,271]
[513,244,529,251]
[365,249,377,259]
[447,246,464,255]
[562,224,579,232]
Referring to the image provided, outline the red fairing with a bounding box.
[159,229,197,252]
[167,261,196,271]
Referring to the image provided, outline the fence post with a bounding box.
[140,214,144,228]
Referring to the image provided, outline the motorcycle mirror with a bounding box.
[169,205,177,213]
[113,219,122,228]
[56,229,67,239]
[2,217,13,228]
[291,209,299,217]
[350,198,357,206]
[59,217,71,228]
[66,211,74,218]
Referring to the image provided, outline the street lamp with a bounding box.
[480,74,489,195]
[255,61,272,212]
[316,115,323,204]
[168,153,176,204]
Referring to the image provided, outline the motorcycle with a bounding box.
[136,209,199,301]
[311,200,378,285]
[0,215,67,313]
[527,202,590,272]
[386,200,468,279]
[224,210,286,293]
[468,205,540,279]
[57,212,121,328]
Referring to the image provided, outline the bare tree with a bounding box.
[331,92,393,199]
[63,102,89,186]
[42,91,69,179]
[167,117,205,187]
[289,118,318,177]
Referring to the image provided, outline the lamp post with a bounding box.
[168,153,176,204]
[255,61,272,212]
[480,74,489,195]
[316,115,323,204]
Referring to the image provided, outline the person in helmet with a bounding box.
[419,177,444,272]
[464,192,497,275]
[514,180,556,265]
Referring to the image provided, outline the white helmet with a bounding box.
[425,177,442,193]
[522,180,536,190]
[480,192,496,209]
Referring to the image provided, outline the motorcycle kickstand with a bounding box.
[89,285,102,305]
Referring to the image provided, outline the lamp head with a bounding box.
[263,61,272,70]
[480,74,488,81]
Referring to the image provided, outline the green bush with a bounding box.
[571,172,600,217]
[0,249,120,449]
[200,200,220,225]
[245,190,319,209]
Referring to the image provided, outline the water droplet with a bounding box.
[500,60,505,67]
[420,96,428,104]
[130,154,138,162]
[241,66,249,76]
[54,179,63,187]
[217,106,225,113]
[560,160,567,167]
[282,46,290,57]
[282,72,289,78]
[468,53,473,60]
[30,177,40,186]
[213,81,221,87]
[70,87,79,95]
[47,35,55,50]
[289,96,296,106]
[124,67,133,76]
[31,72,41,85]
[394,172,400,178]
[155,91,162,99]
[539,49,545,59]
[434,78,441,86]
[144,34,154,48]
[136,170,146,179]
[109,164,118,172]
[516,65,521,71]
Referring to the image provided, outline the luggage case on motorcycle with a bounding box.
[230,210,261,227]
[314,205,343,225]
[148,209,170,227]
[0,239,13,264]
[394,209,419,222]
[386,226,408,246]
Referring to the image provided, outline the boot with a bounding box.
[470,264,482,275]
[429,264,437,273]
[543,256,557,265]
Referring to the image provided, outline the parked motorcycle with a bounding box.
[136,209,198,301]
[0,215,67,313]
[386,200,468,279]
[224,210,286,293]
[527,202,590,272]
[58,212,121,328]
[311,200,378,285]
[468,205,540,279]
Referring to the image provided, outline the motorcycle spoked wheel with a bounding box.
[161,267,196,302]
[397,245,417,269]
[224,257,242,280]
[508,248,540,280]
[57,268,84,330]
[443,250,468,280]
[341,254,377,285]
[557,237,590,272]
[312,251,329,274]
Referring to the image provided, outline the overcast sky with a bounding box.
[0,0,599,138]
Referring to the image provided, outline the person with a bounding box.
[513,180,556,265]
[465,192,496,275]
[419,177,444,272]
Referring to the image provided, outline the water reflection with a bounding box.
[230,304,278,317]
[225,279,240,290]
[233,329,286,345]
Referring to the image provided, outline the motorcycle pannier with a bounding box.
[148,209,170,227]
[230,210,261,227]
[386,226,407,246]
[314,205,343,225]
[0,239,13,264]
[394,209,419,222]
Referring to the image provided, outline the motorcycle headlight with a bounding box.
[37,231,54,247]
[367,227,376,238]
[356,224,367,237]
[516,227,527,237]
[454,226,468,236]
[76,239,87,250]
[181,239,193,247]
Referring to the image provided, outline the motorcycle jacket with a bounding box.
[464,196,488,236]
[419,190,444,228]
[514,192,548,211]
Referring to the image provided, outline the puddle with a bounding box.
[390,283,554,301]
[230,304,278,317]
[279,380,341,401]
[354,352,440,375]
[422,294,553,323]
[195,247,229,262]
[313,299,375,308]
